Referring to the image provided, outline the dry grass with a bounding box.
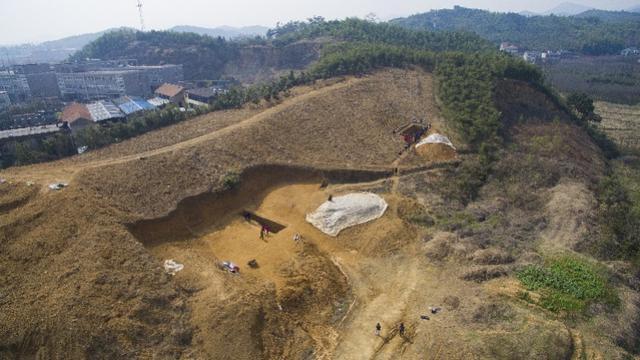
[596,101,640,151]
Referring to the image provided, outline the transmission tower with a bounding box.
[137,0,145,31]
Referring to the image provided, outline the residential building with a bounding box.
[60,103,93,133]
[0,91,10,110]
[155,83,186,106]
[186,87,225,105]
[499,42,520,55]
[523,51,541,64]
[621,47,640,56]
[0,72,31,102]
[541,51,562,63]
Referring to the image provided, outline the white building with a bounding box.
[500,42,520,56]
[523,51,542,64]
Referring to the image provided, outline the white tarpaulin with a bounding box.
[306,192,388,237]
[163,259,184,275]
[48,183,68,191]
[415,134,456,150]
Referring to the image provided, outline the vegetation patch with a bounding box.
[591,164,640,263]
[397,199,435,227]
[516,256,618,313]
[221,171,241,190]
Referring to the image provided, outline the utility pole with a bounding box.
[137,0,145,31]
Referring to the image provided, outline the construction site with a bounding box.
[0,68,638,359]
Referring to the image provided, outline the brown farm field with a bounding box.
[596,101,640,151]
[0,68,638,359]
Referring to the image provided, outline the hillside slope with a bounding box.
[0,69,638,359]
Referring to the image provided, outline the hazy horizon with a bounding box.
[1,0,638,45]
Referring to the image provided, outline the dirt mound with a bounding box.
[415,142,458,162]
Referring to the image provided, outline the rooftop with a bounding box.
[61,103,92,123]
[155,83,185,98]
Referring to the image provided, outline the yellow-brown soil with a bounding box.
[0,68,634,359]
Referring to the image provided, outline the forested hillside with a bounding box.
[391,6,640,54]
[72,19,492,80]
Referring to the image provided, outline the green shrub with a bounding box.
[594,168,640,263]
[221,171,241,190]
[516,257,618,313]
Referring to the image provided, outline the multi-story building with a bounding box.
[0,72,32,102]
[129,65,184,90]
[56,64,184,101]
[0,91,11,110]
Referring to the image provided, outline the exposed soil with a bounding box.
[0,68,637,359]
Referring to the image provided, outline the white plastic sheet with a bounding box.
[415,133,456,150]
[163,259,184,275]
[306,193,388,237]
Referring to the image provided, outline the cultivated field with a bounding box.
[541,56,640,104]
[596,101,640,151]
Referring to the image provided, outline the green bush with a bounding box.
[221,171,241,190]
[516,257,618,313]
[594,169,640,263]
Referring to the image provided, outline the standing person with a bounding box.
[260,228,265,240]
[375,323,381,337]
[328,195,333,202]
[293,233,301,243]
[399,323,405,337]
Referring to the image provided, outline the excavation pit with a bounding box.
[128,165,395,287]
[241,211,287,233]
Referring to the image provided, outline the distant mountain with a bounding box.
[391,6,640,54]
[0,28,134,65]
[544,2,593,16]
[574,9,640,22]
[629,5,640,13]
[168,25,269,39]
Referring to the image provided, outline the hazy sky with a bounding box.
[1,0,638,44]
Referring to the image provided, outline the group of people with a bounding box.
[375,322,405,337]
[375,307,441,338]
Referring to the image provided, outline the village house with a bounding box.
[155,83,186,107]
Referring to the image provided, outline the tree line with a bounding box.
[392,6,640,55]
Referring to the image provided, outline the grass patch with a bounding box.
[397,199,435,227]
[516,256,618,313]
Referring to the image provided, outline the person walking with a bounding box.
[375,322,381,336]
[260,228,265,240]
[293,233,301,243]
[399,323,405,337]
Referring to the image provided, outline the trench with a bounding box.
[129,164,393,246]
